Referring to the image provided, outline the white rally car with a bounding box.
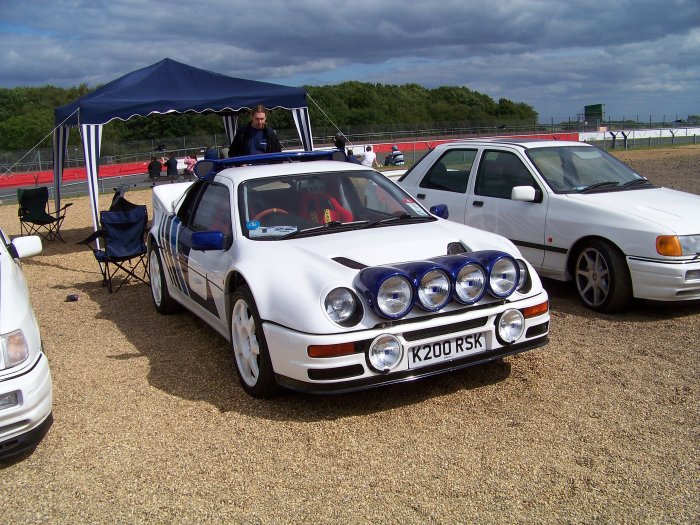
[148,151,550,397]
[0,229,52,459]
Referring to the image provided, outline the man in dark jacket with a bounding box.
[333,133,362,164]
[147,157,162,178]
[228,105,282,157]
[164,152,179,177]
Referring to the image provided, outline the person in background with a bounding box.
[147,156,162,179]
[358,145,379,168]
[183,154,197,178]
[164,152,179,177]
[384,145,405,166]
[334,133,361,164]
[228,104,282,157]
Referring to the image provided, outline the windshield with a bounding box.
[527,146,649,193]
[239,169,433,240]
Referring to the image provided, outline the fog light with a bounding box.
[496,309,525,344]
[417,269,451,310]
[367,334,402,372]
[0,391,19,411]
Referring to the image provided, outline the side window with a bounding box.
[475,151,534,199]
[419,149,476,193]
[176,180,206,224]
[190,183,232,236]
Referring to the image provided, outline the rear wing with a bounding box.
[194,150,346,180]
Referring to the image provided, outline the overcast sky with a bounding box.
[0,0,698,122]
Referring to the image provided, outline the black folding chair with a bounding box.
[80,205,149,293]
[17,187,73,242]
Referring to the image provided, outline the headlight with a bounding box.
[488,256,519,298]
[417,269,452,311]
[657,235,700,256]
[454,262,486,303]
[324,287,361,325]
[496,309,525,344]
[377,275,414,318]
[515,259,531,293]
[367,334,403,372]
[1,329,30,369]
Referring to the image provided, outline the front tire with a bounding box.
[230,286,279,398]
[574,239,632,313]
[149,244,181,314]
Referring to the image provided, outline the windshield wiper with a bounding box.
[577,181,621,193]
[364,214,433,228]
[279,220,369,240]
[621,178,654,189]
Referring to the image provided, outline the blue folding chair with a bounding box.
[80,205,149,293]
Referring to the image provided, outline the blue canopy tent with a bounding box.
[53,58,314,233]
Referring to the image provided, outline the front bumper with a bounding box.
[263,293,549,394]
[628,256,700,301]
[0,353,53,459]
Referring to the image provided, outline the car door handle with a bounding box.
[473,200,484,207]
[416,193,426,199]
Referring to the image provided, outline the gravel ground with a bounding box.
[1,146,698,524]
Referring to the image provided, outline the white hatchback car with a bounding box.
[398,139,700,312]
[0,229,52,460]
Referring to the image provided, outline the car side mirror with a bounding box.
[511,186,539,202]
[194,160,216,179]
[430,204,449,219]
[192,231,225,251]
[9,235,43,259]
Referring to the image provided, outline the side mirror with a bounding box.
[9,235,43,259]
[429,204,449,219]
[192,231,225,251]
[194,160,216,179]
[511,186,538,202]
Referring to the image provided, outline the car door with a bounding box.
[465,149,547,268]
[177,180,233,327]
[401,148,478,223]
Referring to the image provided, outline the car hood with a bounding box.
[237,220,526,333]
[287,220,518,266]
[566,187,700,233]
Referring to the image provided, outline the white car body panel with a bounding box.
[0,231,52,459]
[398,140,700,305]
[149,155,550,393]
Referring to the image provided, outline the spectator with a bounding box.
[384,145,405,166]
[147,157,162,179]
[228,105,282,157]
[183,154,197,178]
[204,145,219,160]
[334,133,361,164]
[164,152,179,177]
[358,145,379,168]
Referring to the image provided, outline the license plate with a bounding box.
[407,331,488,369]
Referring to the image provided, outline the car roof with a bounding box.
[433,138,588,150]
[216,159,371,185]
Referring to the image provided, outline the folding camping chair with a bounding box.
[79,204,149,293]
[17,187,73,242]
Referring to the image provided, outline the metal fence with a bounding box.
[1,115,698,176]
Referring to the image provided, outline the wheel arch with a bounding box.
[566,235,627,279]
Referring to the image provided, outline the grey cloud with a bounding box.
[0,0,697,120]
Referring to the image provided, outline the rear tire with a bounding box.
[230,286,279,398]
[148,244,181,314]
[574,239,632,313]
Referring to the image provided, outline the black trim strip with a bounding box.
[512,239,568,255]
[0,354,43,383]
[275,335,549,394]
